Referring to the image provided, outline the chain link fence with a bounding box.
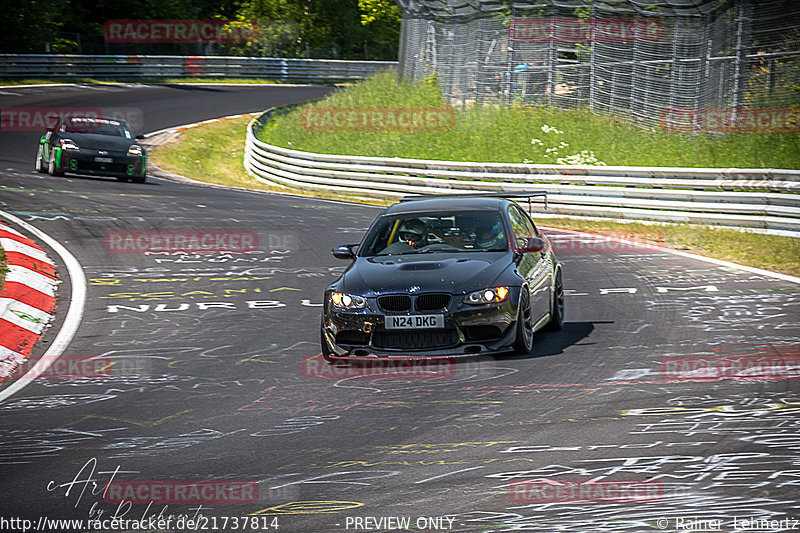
[397,0,800,129]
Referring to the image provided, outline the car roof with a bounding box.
[383,197,510,215]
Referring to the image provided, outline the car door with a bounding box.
[508,204,552,323]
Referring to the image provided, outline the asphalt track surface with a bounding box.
[0,84,799,533]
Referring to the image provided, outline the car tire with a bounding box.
[132,174,146,184]
[512,287,534,355]
[546,268,565,331]
[35,146,46,173]
[47,149,64,176]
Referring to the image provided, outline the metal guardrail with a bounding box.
[243,104,800,234]
[0,55,397,82]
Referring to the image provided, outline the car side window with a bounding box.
[508,205,536,247]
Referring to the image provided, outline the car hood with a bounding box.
[64,133,138,152]
[342,252,513,295]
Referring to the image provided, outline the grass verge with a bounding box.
[151,116,800,278]
[151,117,395,205]
[259,72,800,169]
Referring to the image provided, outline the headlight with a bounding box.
[463,286,509,305]
[60,138,79,150]
[331,292,367,309]
[127,145,143,156]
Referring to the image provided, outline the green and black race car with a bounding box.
[35,116,147,183]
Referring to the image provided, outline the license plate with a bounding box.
[94,157,113,163]
[385,314,444,329]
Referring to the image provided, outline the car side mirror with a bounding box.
[516,237,546,254]
[332,244,357,260]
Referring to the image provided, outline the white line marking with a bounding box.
[415,466,485,484]
[0,211,87,403]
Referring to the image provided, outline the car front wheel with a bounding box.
[47,149,64,176]
[512,287,534,355]
[34,146,46,173]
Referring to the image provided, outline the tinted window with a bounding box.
[508,205,536,248]
[62,119,132,138]
[360,210,508,256]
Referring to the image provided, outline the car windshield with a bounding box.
[360,210,508,256]
[63,119,133,138]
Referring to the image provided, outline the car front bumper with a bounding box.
[60,150,145,178]
[321,289,522,358]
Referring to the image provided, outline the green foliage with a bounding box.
[359,0,401,25]
[239,0,399,59]
[0,0,63,53]
[258,71,800,169]
[0,0,401,59]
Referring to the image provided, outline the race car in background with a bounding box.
[321,193,564,360]
[35,116,147,183]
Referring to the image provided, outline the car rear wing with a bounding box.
[400,191,548,211]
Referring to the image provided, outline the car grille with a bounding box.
[372,329,459,350]
[76,161,129,173]
[377,294,412,312]
[415,293,450,311]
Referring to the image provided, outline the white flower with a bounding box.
[556,150,607,166]
[530,138,544,145]
[541,124,564,134]
[559,142,569,148]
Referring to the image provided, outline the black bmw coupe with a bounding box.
[321,194,564,360]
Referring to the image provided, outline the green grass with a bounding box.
[259,71,800,169]
[151,117,395,205]
[152,116,800,278]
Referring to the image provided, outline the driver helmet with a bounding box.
[397,219,427,247]
[475,221,502,249]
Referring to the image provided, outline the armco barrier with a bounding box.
[244,105,800,235]
[0,55,396,82]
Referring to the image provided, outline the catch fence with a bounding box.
[396,0,800,129]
